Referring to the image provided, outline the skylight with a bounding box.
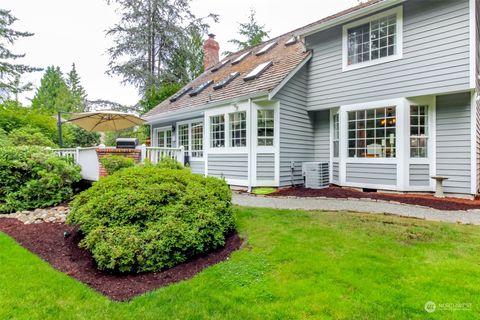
[189,80,213,97]
[285,36,297,46]
[232,51,251,65]
[256,41,277,55]
[244,61,273,81]
[213,72,240,90]
[210,59,230,72]
[170,86,192,102]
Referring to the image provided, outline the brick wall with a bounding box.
[96,148,141,177]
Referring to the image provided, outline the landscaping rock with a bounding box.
[0,206,71,224]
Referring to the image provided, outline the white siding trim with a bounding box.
[470,0,477,88]
[471,90,477,194]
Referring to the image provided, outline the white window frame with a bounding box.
[176,118,204,159]
[342,6,403,72]
[256,108,275,147]
[152,126,173,148]
[229,111,247,147]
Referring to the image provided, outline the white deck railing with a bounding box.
[50,145,185,181]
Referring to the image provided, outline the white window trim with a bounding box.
[152,126,173,148]
[342,6,403,72]
[176,118,204,160]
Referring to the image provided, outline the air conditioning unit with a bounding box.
[302,162,329,189]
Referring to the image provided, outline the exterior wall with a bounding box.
[256,153,275,181]
[305,0,472,110]
[276,66,315,186]
[313,110,330,162]
[436,92,472,194]
[476,0,480,193]
[189,160,205,175]
[207,153,248,181]
[409,164,430,187]
[332,161,340,183]
[346,163,397,186]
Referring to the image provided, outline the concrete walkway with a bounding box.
[233,193,480,225]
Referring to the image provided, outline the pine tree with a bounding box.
[66,63,87,112]
[225,9,269,55]
[31,66,75,114]
[0,9,40,101]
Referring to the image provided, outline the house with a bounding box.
[144,0,480,197]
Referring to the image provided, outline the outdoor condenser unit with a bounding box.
[302,162,330,189]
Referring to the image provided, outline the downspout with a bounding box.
[247,98,253,192]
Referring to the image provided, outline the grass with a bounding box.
[252,187,277,195]
[1,207,480,319]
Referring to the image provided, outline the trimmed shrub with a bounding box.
[100,155,136,175]
[8,127,57,147]
[67,165,235,273]
[156,156,184,170]
[0,146,82,213]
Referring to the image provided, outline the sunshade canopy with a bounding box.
[67,111,145,132]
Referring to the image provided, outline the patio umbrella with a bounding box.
[66,111,145,132]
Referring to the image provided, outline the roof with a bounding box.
[144,33,311,119]
[144,0,395,120]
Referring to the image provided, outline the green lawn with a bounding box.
[1,207,480,319]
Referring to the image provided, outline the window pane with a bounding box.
[192,122,203,157]
[410,105,428,158]
[210,115,225,148]
[178,124,189,150]
[257,109,274,146]
[230,111,247,147]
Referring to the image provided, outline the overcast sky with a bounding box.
[3,0,358,106]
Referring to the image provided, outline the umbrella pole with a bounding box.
[57,111,63,148]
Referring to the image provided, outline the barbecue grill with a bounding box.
[116,138,139,149]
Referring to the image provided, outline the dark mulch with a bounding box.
[271,186,480,211]
[0,218,242,301]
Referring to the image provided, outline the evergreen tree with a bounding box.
[105,0,217,93]
[31,66,75,114]
[225,9,269,55]
[66,63,87,112]
[0,9,40,101]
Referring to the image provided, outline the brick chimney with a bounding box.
[203,34,219,70]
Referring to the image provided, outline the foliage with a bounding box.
[140,83,182,113]
[99,155,136,175]
[225,9,270,55]
[104,125,149,146]
[31,66,76,114]
[66,63,87,112]
[0,9,41,102]
[4,208,480,318]
[8,127,56,147]
[105,0,217,93]
[67,165,235,273]
[155,156,183,170]
[252,187,277,195]
[0,146,81,213]
[63,125,100,148]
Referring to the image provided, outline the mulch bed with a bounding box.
[271,186,480,211]
[0,218,242,301]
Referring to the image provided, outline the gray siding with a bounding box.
[275,66,315,186]
[305,0,471,109]
[189,160,205,175]
[346,163,397,186]
[476,0,480,193]
[313,110,330,162]
[409,164,430,187]
[207,154,248,181]
[256,153,275,181]
[332,161,339,183]
[436,92,471,194]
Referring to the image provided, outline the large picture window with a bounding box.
[348,107,396,158]
[257,109,274,146]
[410,105,428,158]
[191,121,203,157]
[156,129,172,148]
[229,111,246,147]
[210,115,225,148]
[345,8,401,67]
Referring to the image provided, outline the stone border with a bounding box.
[0,206,69,224]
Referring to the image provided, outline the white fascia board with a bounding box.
[144,91,269,125]
[296,0,405,39]
[268,53,312,100]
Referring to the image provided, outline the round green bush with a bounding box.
[99,155,136,175]
[67,165,236,273]
[0,146,81,213]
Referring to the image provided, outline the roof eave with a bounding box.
[295,0,405,38]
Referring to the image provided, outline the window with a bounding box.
[156,129,172,148]
[213,72,240,90]
[410,105,428,158]
[232,51,251,65]
[210,59,230,72]
[333,114,339,157]
[210,115,225,148]
[257,109,274,146]
[256,41,277,55]
[244,61,273,81]
[348,107,396,158]
[189,80,213,97]
[191,122,203,157]
[229,111,247,147]
[343,7,402,69]
[170,87,192,102]
[178,124,189,149]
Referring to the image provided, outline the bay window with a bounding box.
[210,115,225,148]
[410,105,428,158]
[257,109,274,146]
[348,107,396,158]
[229,111,247,147]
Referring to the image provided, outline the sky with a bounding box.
[3,0,359,106]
